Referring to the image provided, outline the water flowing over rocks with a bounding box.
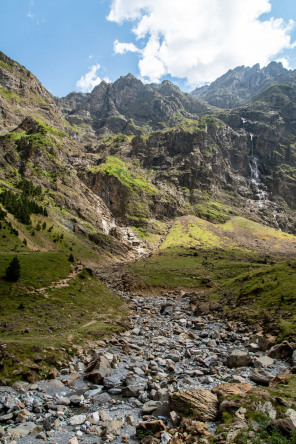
[0,291,293,443]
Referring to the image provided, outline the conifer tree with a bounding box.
[5,256,21,281]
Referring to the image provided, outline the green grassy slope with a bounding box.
[127,215,296,340]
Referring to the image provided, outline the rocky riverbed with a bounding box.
[0,290,295,444]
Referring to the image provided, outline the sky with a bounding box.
[1,0,296,97]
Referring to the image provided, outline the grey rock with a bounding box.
[69,414,87,426]
[142,400,161,414]
[250,368,273,386]
[226,350,252,368]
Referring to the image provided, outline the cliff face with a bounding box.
[1,51,296,254]
[55,74,213,136]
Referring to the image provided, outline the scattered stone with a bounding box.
[169,387,218,421]
[68,438,79,444]
[253,356,274,367]
[137,420,166,437]
[69,414,87,426]
[267,418,296,438]
[226,350,252,368]
[212,383,252,398]
[268,341,294,360]
[85,355,112,384]
[250,368,273,385]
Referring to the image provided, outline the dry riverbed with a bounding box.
[0,290,295,444]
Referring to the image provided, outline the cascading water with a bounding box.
[241,118,267,207]
[240,118,282,228]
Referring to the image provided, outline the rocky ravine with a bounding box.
[1,290,295,444]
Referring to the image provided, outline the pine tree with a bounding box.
[68,253,74,262]
[5,256,21,281]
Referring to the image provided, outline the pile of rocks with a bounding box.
[0,291,295,443]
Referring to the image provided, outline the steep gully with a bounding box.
[1,282,293,443]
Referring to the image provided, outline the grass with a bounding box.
[0,267,127,382]
[0,251,71,291]
[128,215,261,289]
[126,214,296,340]
[0,230,127,383]
[222,217,296,242]
[0,89,22,101]
[89,156,159,195]
[193,200,232,224]
[160,216,224,250]
[211,260,296,340]
[0,61,13,71]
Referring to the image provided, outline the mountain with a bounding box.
[191,61,296,108]
[55,74,213,138]
[2,51,296,244]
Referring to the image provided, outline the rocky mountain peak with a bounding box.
[191,61,296,108]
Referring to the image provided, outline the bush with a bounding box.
[5,256,21,281]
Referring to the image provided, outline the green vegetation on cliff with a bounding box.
[89,156,158,195]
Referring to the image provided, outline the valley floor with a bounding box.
[1,289,295,443]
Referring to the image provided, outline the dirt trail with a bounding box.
[28,267,83,294]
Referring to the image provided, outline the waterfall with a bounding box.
[241,118,266,207]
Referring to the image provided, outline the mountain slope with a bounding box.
[191,61,296,109]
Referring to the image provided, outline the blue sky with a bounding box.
[1,0,296,97]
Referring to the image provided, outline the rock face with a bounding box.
[169,387,218,421]
[56,75,211,136]
[191,61,296,109]
[0,51,64,132]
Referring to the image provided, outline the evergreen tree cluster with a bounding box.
[0,189,47,225]
[17,178,42,197]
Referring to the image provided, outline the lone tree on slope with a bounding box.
[5,256,21,281]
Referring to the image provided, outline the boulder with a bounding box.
[226,350,252,368]
[169,387,218,421]
[250,368,273,386]
[101,420,124,436]
[136,420,166,438]
[142,400,161,414]
[6,422,37,437]
[268,341,293,360]
[292,350,296,367]
[85,355,112,384]
[69,414,86,426]
[286,408,296,427]
[212,383,252,399]
[267,418,296,437]
[253,356,274,368]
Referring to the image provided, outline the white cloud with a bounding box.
[107,0,296,86]
[114,39,141,54]
[76,64,109,92]
[276,57,291,69]
[27,11,34,19]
